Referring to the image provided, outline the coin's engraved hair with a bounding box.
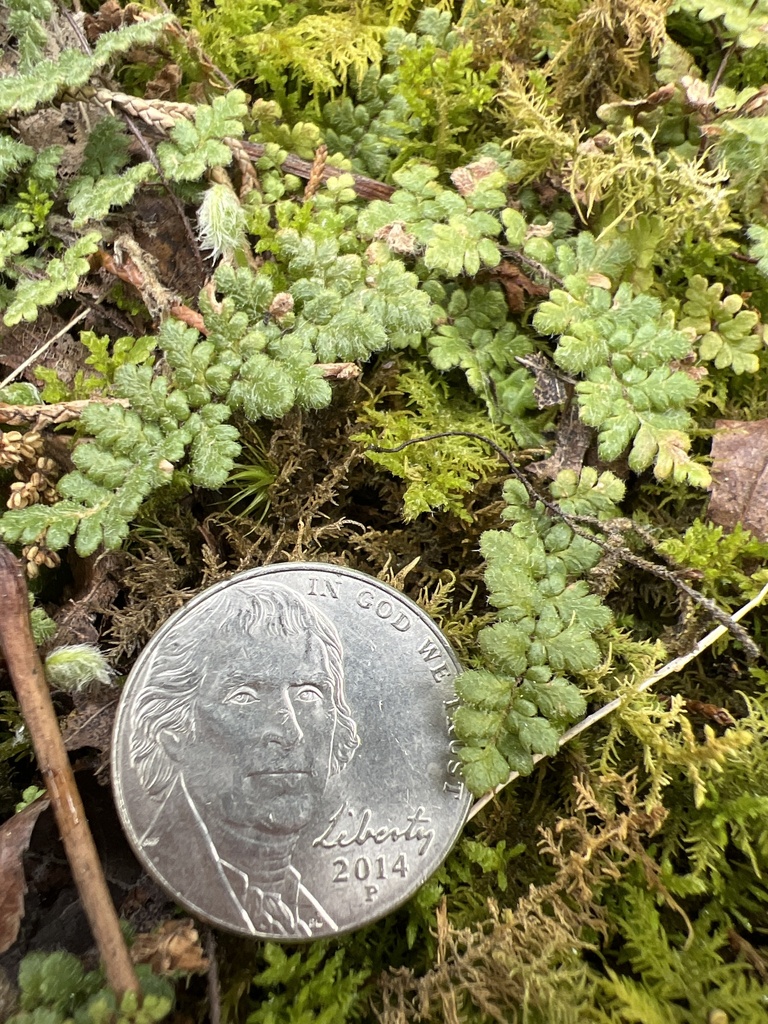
[130,581,360,797]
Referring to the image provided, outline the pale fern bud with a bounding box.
[372,220,417,255]
[44,644,112,695]
[450,157,500,196]
[268,292,294,320]
[198,182,247,261]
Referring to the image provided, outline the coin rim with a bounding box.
[111,562,471,939]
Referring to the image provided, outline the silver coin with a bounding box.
[112,563,470,940]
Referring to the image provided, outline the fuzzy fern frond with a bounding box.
[157,91,248,182]
[6,0,54,73]
[197,181,248,261]
[0,136,36,184]
[0,16,172,116]
[456,468,623,793]
[68,163,155,229]
[3,232,101,326]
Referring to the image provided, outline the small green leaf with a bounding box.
[454,669,513,711]
[454,706,504,742]
[460,745,510,794]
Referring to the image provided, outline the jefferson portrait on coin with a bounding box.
[129,581,360,938]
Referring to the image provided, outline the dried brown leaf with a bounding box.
[516,352,573,408]
[709,419,768,540]
[145,64,182,101]
[660,694,736,728]
[131,919,209,975]
[528,403,592,480]
[494,261,549,314]
[586,273,612,289]
[53,551,121,646]
[0,798,50,953]
[597,83,676,122]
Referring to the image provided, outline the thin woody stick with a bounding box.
[0,307,91,390]
[0,544,140,998]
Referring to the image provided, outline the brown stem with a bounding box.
[710,39,737,95]
[0,545,140,999]
[238,141,396,202]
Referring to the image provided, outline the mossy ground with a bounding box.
[1,0,768,1021]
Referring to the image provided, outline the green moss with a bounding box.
[0,0,768,1019]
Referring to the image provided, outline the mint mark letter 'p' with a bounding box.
[112,562,471,940]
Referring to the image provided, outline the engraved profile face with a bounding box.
[129,582,361,855]
[177,629,339,839]
[114,566,471,939]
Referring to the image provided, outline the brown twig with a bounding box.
[710,40,738,95]
[732,252,759,264]
[728,929,768,981]
[62,87,396,203]
[0,307,91,390]
[241,141,395,202]
[0,545,140,999]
